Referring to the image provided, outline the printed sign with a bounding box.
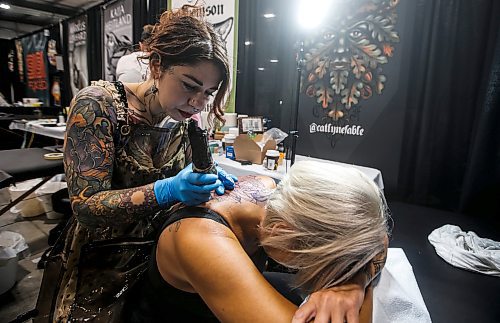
[102,0,133,81]
[67,15,89,97]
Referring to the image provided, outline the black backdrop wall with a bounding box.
[236,0,500,225]
[236,0,414,194]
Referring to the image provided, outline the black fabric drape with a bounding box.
[398,0,500,216]
[87,6,103,83]
[459,23,500,220]
[148,0,168,23]
[61,21,72,107]
[133,0,148,43]
[234,0,257,117]
[0,39,12,102]
[235,0,298,131]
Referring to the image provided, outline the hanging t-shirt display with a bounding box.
[21,31,50,106]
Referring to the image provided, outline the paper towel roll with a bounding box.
[200,111,210,130]
[224,113,238,127]
[229,127,239,136]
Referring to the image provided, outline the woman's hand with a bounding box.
[292,283,366,323]
[214,165,238,195]
[154,163,221,206]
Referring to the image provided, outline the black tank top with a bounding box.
[130,207,230,322]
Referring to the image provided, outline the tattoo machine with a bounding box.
[187,119,217,175]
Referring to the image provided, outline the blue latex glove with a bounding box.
[215,165,238,195]
[154,164,221,206]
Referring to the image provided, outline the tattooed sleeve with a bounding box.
[64,87,160,228]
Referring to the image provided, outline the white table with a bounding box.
[213,154,384,190]
[7,121,384,191]
[9,119,66,141]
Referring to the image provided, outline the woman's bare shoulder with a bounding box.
[210,175,276,206]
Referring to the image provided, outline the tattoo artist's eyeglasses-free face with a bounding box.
[156,62,222,121]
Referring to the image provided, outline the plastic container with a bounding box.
[224,133,236,146]
[36,180,68,219]
[228,127,239,136]
[0,231,29,295]
[264,149,280,170]
[8,179,45,218]
[226,146,235,160]
[224,134,237,160]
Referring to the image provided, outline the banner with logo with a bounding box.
[296,0,403,160]
[21,31,50,106]
[102,0,133,81]
[169,0,239,112]
[67,15,89,97]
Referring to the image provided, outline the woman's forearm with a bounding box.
[359,285,374,323]
[70,183,161,228]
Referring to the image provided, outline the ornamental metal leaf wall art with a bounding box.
[303,0,400,122]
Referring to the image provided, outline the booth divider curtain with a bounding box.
[86,5,102,84]
[147,0,168,24]
[459,24,500,219]
[397,0,500,220]
[133,0,148,43]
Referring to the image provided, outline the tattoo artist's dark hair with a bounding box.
[148,5,230,123]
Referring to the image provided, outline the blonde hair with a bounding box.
[260,161,390,294]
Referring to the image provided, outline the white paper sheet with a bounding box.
[373,248,432,323]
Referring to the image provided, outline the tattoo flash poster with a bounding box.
[67,15,89,97]
[21,31,50,106]
[169,0,239,112]
[102,0,133,81]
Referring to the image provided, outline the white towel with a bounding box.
[428,224,500,277]
[373,248,432,323]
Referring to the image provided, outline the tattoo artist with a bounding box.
[48,5,237,322]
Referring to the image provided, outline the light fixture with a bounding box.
[263,13,276,19]
[298,0,333,29]
[257,67,265,71]
[270,59,279,63]
[244,41,253,46]
[0,3,11,10]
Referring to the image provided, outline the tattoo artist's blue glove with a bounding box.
[215,165,238,195]
[154,164,221,207]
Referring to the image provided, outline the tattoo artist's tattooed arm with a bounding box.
[64,87,161,228]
